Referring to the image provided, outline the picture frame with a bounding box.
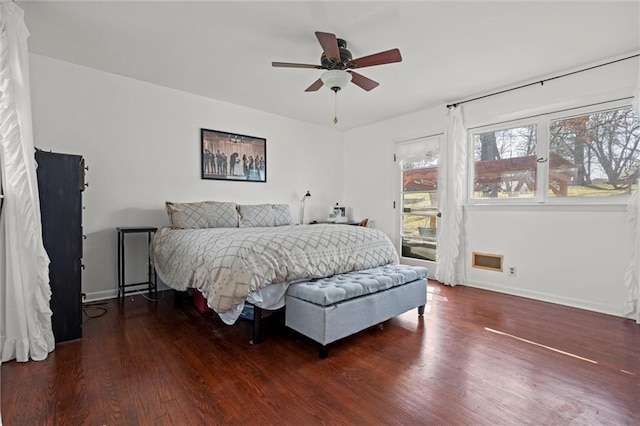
[201,128,266,182]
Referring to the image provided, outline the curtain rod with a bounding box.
[466,95,633,131]
[446,53,640,109]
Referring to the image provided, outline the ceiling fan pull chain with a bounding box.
[333,91,339,125]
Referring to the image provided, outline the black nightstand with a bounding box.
[116,226,158,300]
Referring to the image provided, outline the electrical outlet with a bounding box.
[508,266,517,277]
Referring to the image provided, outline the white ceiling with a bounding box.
[18,1,640,130]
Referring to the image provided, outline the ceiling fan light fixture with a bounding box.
[320,70,352,92]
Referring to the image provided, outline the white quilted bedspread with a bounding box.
[151,224,399,315]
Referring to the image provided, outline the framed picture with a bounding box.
[201,128,266,182]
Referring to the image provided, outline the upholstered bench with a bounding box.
[285,264,428,358]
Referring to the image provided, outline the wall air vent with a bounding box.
[472,252,503,272]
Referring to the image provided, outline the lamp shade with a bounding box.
[320,70,352,92]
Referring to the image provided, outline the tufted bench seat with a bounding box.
[285,264,428,358]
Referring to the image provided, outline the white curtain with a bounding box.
[435,106,467,286]
[624,76,640,323]
[0,2,54,363]
[623,181,640,324]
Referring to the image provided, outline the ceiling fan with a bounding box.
[272,31,402,93]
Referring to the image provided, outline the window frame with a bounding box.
[467,98,637,205]
[467,116,545,204]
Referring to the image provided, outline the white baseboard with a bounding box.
[464,279,625,319]
[84,289,118,302]
[84,282,170,303]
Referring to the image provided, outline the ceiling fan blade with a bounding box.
[305,78,324,92]
[272,61,323,69]
[348,71,379,91]
[349,48,402,69]
[315,31,340,62]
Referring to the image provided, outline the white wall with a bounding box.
[343,56,639,318]
[29,53,343,300]
[28,51,639,316]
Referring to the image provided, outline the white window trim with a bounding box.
[467,98,637,206]
[394,134,442,270]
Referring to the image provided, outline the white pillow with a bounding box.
[273,204,294,226]
[238,204,275,227]
[208,201,240,228]
[165,201,239,228]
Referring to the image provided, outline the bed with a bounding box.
[150,201,399,326]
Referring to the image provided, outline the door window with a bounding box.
[397,137,439,262]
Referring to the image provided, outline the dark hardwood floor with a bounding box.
[2,282,639,425]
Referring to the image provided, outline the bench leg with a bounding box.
[319,345,328,359]
[418,305,425,316]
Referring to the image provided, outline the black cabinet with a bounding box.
[35,150,85,344]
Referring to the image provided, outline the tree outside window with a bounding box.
[549,106,640,197]
[470,103,640,202]
[473,125,537,199]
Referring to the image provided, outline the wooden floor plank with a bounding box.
[2,282,639,425]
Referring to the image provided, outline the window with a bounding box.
[549,106,640,197]
[472,124,538,199]
[469,102,640,202]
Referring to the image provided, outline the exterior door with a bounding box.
[395,136,440,270]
